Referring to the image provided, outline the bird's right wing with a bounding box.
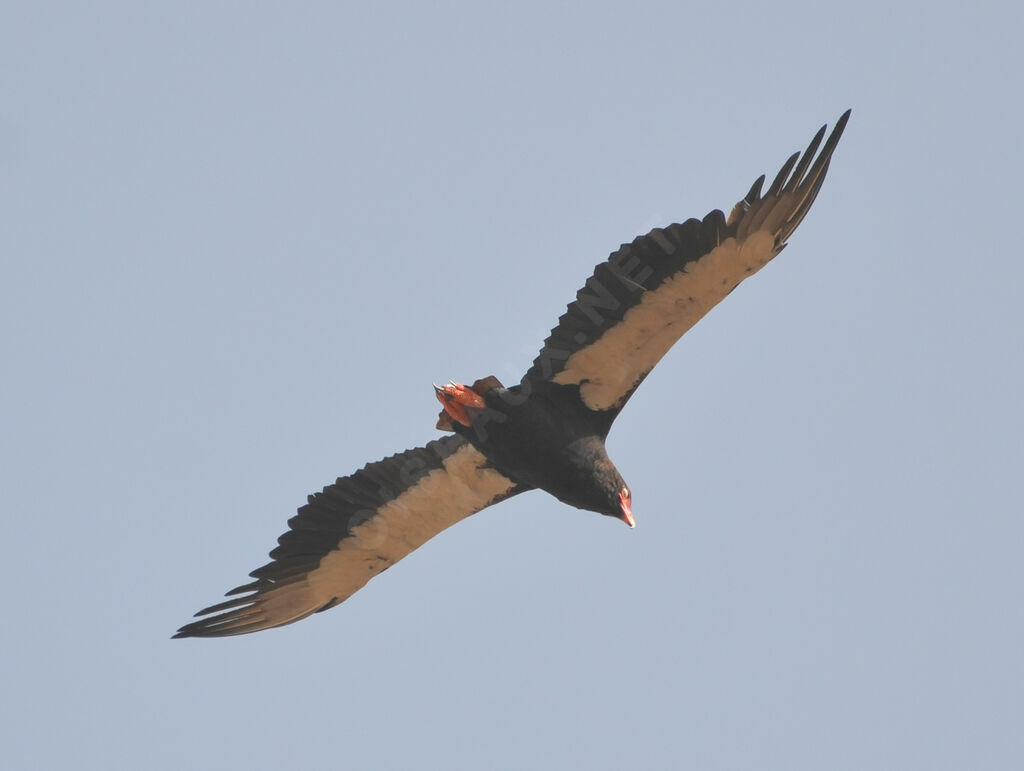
[175,435,523,638]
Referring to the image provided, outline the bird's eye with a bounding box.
[622,486,630,500]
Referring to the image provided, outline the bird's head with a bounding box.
[554,438,637,529]
[592,476,633,528]
[582,454,634,529]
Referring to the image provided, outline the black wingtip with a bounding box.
[771,109,851,240]
[733,109,851,242]
[765,151,801,198]
[745,174,766,204]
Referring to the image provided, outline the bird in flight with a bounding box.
[175,110,851,638]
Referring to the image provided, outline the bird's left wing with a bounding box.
[175,435,522,638]
[524,110,850,416]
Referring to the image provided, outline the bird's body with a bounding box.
[444,378,628,520]
[175,110,851,638]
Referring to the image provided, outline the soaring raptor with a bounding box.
[175,110,851,638]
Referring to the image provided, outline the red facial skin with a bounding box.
[619,487,635,528]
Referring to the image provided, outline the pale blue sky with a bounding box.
[3,2,1021,769]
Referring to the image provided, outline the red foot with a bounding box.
[434,382,486,427]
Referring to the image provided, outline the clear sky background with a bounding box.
[3,2,1021,769]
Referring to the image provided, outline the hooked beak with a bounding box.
[618,489,635,529]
